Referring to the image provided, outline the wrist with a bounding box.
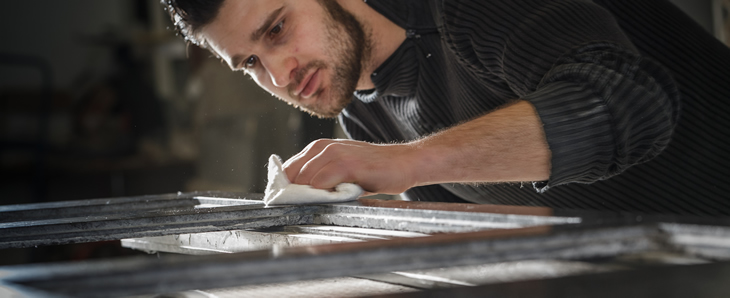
[403,138,448,187]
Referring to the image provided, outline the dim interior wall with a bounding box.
[187,57,304,193]
[670,0,714,33]
[0,0,130,89]
[713,0,730,44]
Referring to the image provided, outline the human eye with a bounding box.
[244,55,258,69]
[269,21,283,37]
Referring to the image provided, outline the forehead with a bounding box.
[201,0,285,60]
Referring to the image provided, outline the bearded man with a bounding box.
[164,0,730,216]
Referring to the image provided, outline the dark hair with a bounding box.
[161,0,226,48]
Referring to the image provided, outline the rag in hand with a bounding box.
[263,154,363,206]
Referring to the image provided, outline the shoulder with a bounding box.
[436,0,632,66]
[439,0,616,36]
[365,0,411,27]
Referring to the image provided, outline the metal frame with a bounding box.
[3,192,730,297]
[0,191,580,249]
[3,222,730,297]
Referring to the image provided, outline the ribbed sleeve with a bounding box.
[525,43,680,190]
[440,0,680,192]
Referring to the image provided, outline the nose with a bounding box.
[261,53,297,88]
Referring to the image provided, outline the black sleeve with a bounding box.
[440,0,680,192]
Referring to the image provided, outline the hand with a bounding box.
[283,139,419,195]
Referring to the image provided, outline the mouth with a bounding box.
[294,68,322,100]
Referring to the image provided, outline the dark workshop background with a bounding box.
[0,0,724,265]
[0,0,340,207]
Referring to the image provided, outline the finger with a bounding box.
[295,142,357,187]
[283,139,336,182]
[283,154,309,183]
[309,160,351,190]
[293,148,339,186]
[284,139,330,170]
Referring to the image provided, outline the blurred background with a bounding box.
[0,0,339,265]
[0,0,725,265]
[0,0,340,208]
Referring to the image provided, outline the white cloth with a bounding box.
[263,154,363,206]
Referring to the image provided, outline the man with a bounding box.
[164,0,730,215]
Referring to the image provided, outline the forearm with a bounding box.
[284,100,551,194]
[407,100,551,186]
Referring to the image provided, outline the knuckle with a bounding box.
[310,139,332,149]
[323,143,346,156]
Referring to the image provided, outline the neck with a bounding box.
[337,0,406,90]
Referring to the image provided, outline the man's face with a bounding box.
[201,0,369,118]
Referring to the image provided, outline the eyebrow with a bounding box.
[230,6,284,69]
[251,6,284,42]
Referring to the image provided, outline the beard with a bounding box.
[289,0,370,119]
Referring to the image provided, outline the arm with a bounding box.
[283,100,550,194]
[286,0,679,196]
[440,0,680,192]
